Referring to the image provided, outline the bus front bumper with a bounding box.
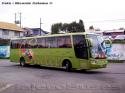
[90,60,108,69]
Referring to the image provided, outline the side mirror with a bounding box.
[104,39,112,48]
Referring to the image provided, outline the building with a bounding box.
[86,29,103,36]
[23,27,49,37]
[103,29,125,38]
[0,22,23,39]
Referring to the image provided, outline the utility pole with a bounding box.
[19,13,22,28]
[14,13,16,24]
[40,18,42,36]
[14,12,22,28]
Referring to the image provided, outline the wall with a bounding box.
[107,43,125,60]
[0,29,3,38]
[0,29,23,39]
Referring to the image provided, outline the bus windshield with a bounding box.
[87,34,106,59]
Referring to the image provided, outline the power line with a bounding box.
[86,19,125,23]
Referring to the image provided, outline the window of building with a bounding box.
[14,32,20,36]
[2,30,9,35]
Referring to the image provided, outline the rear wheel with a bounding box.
[20,57,26,67]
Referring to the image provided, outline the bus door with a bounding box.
[73,35,89,69]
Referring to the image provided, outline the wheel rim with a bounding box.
[20,61,24,66]
[65,62,70,71]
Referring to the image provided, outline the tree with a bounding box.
[61,23,69,32]
[67,20,85,32]
[51,23,62,34]
[51,19,85,34]
[119,27,124,30]
[78,19,85,32]
[67,21,78,32]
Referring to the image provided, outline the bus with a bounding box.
[0,39,10,58]
[10,32,110,71]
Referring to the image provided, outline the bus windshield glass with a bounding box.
[87,34,106,59]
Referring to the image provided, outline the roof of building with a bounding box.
[23,27,49,34]
[0,22,23,32]
[103,29,124,33]
[23,27,33,32]
[31,28,49,34]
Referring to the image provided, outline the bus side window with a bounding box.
[14,40,18,48]
[19,39,29,48]
[57,36,71,48]
[37,38,46,48]
[11,41,15,49]
[11,40,21,49]
[46,37,57,48]
[28,39,38,48]
[65,36,72,48]
[20,40,27,48]
[57,36,65,48]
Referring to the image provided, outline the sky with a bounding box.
[0,0,125,32]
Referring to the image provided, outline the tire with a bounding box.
[20,57,25,67]
[65,61,72,72]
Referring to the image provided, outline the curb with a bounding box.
[108,60,125,63]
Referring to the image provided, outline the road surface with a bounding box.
[0,59,125,93]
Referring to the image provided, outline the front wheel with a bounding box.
[65,61,72,72]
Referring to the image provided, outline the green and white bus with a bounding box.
[10,32,110,71]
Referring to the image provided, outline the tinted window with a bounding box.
[27,38,38,48]
[11,40,23,48]
[73,35,88,59]
[37,38,46,48]
[57,36,72,48]
[46,37,57,48]
[11,40,16,48]
[11,36,72,49]
[20,39,27,48]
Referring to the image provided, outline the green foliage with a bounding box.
[51,23,62,34]
[51,19,85,34]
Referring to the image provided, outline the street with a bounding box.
[0,59,125,93]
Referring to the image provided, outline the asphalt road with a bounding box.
[0,59,125,93]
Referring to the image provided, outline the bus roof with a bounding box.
[11,32,98,40]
